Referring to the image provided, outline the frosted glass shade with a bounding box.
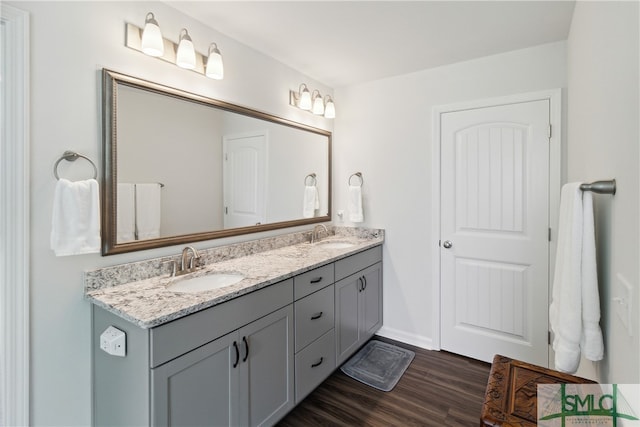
[324,98,336,119]
[141,13,164,57]
[176,29,196,69]
[312,95,325,115]
[299,87,312,110]
[205,44,224,80]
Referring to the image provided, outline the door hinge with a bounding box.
[548,331,552,345]
[548,227,552,242]
[547,124,552,139]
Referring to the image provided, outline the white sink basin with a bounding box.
[314,241,356,249]
[166,273,244,293]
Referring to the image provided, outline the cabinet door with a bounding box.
[361,263,383,341]
[335,274,361,365]
[151,331,240,427]
[239,305,294,427]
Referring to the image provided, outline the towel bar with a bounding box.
[53,150,98,180]
[580,179,616,195]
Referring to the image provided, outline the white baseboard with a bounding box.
[375,326,435,350]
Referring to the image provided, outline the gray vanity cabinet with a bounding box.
[335,246,383,365]
[93,278,294,427]
[151,305,294,427]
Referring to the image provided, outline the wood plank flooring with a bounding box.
[278,337,491,427]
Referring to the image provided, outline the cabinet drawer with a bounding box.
[294,285,334,352]
[335,245,382,281]
[295,329,335,403]
[294,264,334,300]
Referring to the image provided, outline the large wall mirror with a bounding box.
[102,69,331,255]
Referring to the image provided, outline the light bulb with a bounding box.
[312,91,325,115]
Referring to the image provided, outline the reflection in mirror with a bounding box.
[102,69,331,255]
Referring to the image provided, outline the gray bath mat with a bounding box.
[340,340,415,392]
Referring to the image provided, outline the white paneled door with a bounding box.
[440,100,550,366]
[223,132,267,229]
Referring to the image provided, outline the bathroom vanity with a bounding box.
[87,228,383,426]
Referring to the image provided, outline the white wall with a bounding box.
[333,41,567,348]
[10,1,332,425]
[567,1,639,383]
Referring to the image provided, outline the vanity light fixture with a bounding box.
[125,15,225,80]
[205,43,224,80]
[140,12,164,57]
[176,29,196,69]
[289,84,336,119]
[311,90,325,115]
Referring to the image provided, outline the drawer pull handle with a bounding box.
[242,336,249,362]
[232,341,240,368]
[310,277,323,284]
[311,357,324,368]
[310,311,323,320]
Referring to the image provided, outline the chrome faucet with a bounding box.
[179,246,201,275]
[311,224,329,243]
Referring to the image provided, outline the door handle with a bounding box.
[443,240,453,249]
[311,357,324,368]
[232,341,240,368]
[242,336,249,362]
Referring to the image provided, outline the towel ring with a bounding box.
[304,173,317,186]
[53,150,98,180]
[349,172,363,187]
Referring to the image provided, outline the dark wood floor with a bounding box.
[278,337,491,427]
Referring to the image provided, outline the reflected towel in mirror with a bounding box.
[302,185,319,218]
[117,183,135,242]
[135,183,161,240]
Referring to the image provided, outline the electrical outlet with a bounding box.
[613,274,633,337]
[100,326,126,357]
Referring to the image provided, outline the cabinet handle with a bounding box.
[362,276,367,291]
[310,277,323,284]
[232,341,240,368]
[242,336,249,362]
[310,311,323,320]
[357,277,363,292]
[311,357,324,368]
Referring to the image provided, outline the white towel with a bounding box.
[302,185,319,218]
[135,183,161,240]
[117,183,135,242]
[348,185,363,223]
[50,178,101,256]
[549,183,604,373]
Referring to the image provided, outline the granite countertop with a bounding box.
[86,234,383,329]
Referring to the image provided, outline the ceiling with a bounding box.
[167,1,576,88]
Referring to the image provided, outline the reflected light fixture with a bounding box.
[311,90,325,115]
[176,28,196,69]
[323,95,335,119]
[205,43,224,80]
[140,12,164,57]
[289,84,336,119]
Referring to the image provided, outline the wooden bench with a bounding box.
[480,354,597,426]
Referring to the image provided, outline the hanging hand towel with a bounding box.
[549,183,603,373]
[50,178,101,256]
[117,183,135,242]
[348,185,364,223]
[302,185,319,218]
[135,183,161,240]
